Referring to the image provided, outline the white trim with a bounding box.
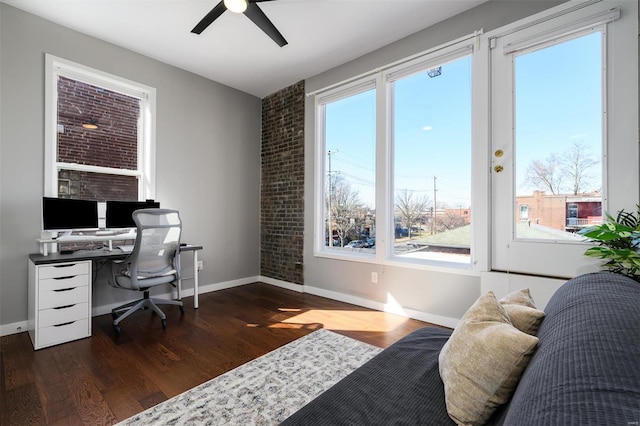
[259,276,304,292]
[307,30,482,98]
[91,276,259,317]
[385,44,474,82]
[304,284,459,329]
[487,0,604,40]
[502,8,619,55]
[44,54,157,200]
[385,42,475,270]
[316,78,376,105]
[2,277,458,337]
[48,55,153,100]
[0,320,29,337]
[314,76,378,260]
[56,163,142,177]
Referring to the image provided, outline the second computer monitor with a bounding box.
[105,200,160,229]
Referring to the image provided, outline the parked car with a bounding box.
[346,240,366,248]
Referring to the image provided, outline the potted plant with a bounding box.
[578,205,640,282]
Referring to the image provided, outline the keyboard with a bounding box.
[117,245,134,253]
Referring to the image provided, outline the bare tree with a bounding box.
[524,154,563,195]
[525,143,599,195]
[327,175,364,247]
[395,189,430,239]
[435,211,467,233]
[562,141,599,195]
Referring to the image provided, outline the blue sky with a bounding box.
[515,31,602,195]
[324,30,602,210]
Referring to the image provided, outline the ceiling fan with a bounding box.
[191,0,288,47]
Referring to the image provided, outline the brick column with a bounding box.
[260,81,305,285]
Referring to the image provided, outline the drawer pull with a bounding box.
[53,304,76,310]
[53,321,76,327]
[53,264,77,268]
[53,287,75,292]
[53,275,76,280]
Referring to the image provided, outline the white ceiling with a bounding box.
[4,0,486,98]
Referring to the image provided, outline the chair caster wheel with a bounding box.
[179,306,185,314]
[114,325,121,335]
[161,319,167,329]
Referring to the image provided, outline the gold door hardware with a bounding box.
[494,165,504,173]
[494,150,504,158]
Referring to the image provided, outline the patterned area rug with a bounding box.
[117,329,382,425]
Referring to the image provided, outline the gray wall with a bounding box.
[303,1,566,325]
[0,4,261,327]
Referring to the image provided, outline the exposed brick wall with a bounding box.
[57,76,139,200]
[261,81,305,285]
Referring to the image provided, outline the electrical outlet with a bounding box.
[371,272,378,283]
[197,260,204,271]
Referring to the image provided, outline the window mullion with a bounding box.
[57,163,141,177]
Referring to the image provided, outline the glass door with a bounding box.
[490,7,621,278]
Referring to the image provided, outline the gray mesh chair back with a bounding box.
[108,208,184,334]
[126,209,182,289]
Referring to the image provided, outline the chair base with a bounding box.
[112,290,184,333]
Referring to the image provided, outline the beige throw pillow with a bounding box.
[499,288,545,336]
[439,291,539,426]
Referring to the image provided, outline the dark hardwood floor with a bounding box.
[1,282,435,425]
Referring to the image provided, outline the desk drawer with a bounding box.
[39,275,88,292]
[39,302,89,328]
[39,262,89,279]
[39,286,89,310]
[38,319,90,348]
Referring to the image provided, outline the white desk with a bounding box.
[28,243,203,350]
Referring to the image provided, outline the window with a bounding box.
[315,42,473,267]
[313,1,635,275]
[513,31,603,239]
[45,55,156,202]
[490,2,634,278]
[317,80,376,255]
[388,50,472,265]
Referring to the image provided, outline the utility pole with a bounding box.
[432,176,438,235]
[327,150,338,246]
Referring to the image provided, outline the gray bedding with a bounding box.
[281,272,640,425]
[280,327,454,425]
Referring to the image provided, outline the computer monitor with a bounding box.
[42,197,99,232]
[105,200,160,229]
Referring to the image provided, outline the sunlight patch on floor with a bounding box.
[275,309,408,332]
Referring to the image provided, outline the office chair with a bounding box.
[108,208,184,334]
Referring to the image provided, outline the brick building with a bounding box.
[515,190,602,232]
[57,76,139,201]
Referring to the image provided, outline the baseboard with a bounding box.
[0,320,29,337]
[91,276,260,317]
[258,276,304,292]
[1,276,457,337]
[303,285,459,329]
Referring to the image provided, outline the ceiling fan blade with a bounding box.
[191,1,227,35]
[243,3,288,47]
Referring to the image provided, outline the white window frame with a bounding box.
[312,37,479,274]
[384,43,475,271]
[44,54,157,199]
[311,0,636,277]
[488,0,637,279]
[314,77,378,262]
